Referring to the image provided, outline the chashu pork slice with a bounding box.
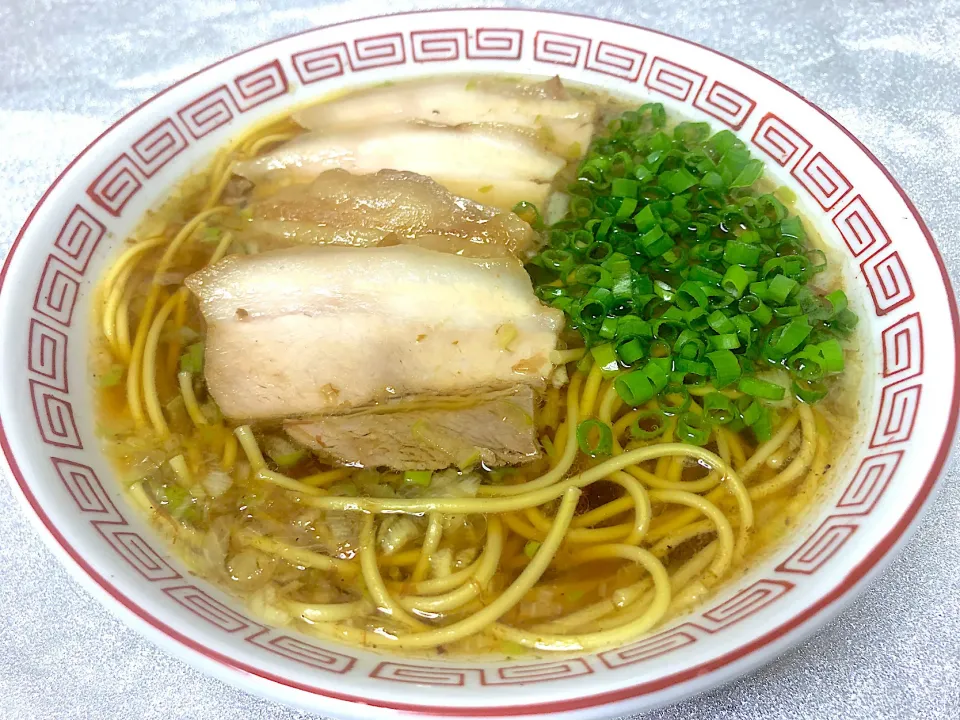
[285,387,539,470]
[235,169,534,257]
[232,123,566,211]
[184,245,563,422]
[294,76,597,158]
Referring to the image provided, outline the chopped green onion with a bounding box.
[787,348,827,381]
[180,342,204,373]
[541,249,575,276]
[738,294,773,326]
[677,280,709,309]
[793,379,829,403]
[707,349,742,388]
[617,315,652,339]
[707,310,736,335]
[657,383,691,416]
[779,215,806,242]
[834,308,859,335]
[598,316,619,340]
[730,159,764,187]
[674,121,711,143]
[740,400,762,426]
[825,289,848,318]
[703,392,736,424]
[513,201,543,228]
[615,370,656,406]
[738,376,786,401]
[524,540,542,559]
[577,419,613,458]
[677,412,711,445]
[629,410,667,439]
[723,240,762,267]
[674,328,705,359]
[616,337,645,365]
[590,343,620,376]
[773,304,803,319]
[674,357,711,376]
[774,318,813,353]
[643,360,670,391]
[768,274,799,305]
[403,470,433,486]
[640,226,674,257]
[633,205,658,232]
[689,266,724,287]
[750,406,774,441]
[722,265,751,298]
[99,364,124,388]
[611,178,639,198]
[806,249,827,274]
[709,333,741,351]
[574,264,611,287]
[818,339,845,373]
[659,167,698,194]
[524,102,859,426]
[615,197,638,220]
[685,307,710,332]
[732,314,755,345]
[263,436,306,468]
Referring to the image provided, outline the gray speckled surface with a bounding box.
[1,1,959,718]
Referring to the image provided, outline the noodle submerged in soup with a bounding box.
[92,76,861,658]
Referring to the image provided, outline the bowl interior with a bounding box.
[0,9,956,719]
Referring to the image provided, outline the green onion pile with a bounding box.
[525,103,859,445]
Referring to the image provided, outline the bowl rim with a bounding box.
[1,7,958,717]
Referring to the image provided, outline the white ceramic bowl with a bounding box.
[1,9,957,720]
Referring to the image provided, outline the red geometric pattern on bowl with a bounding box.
[645,56,705,101]
[53,204,105,274]
[881,313,922,380]
[33,255,81,326]
[585,40,646,81]
[776,304,923,573]
[791,150,852,211]
[469,28,525,59]
[410,29,472,63]
[30,381,82,449]
[407,27,529,63]
[178,59,289,138]
[164,585,356,672]
[292,33,406,84]
[2,11,954,716]
[371,658,593,686]
[752,113,812,167]
[83,61,288,218]
[533,31,647,82]
[777,451,903,574]
[833,195,915,315]
[835,451,904,512]
[597,580,793,669]
[596,628,698,668]
[52,457,182,580]
[250,633,357,674]
[131,118,190,178]
[862,250,915,316]
[28,319,69,392]
[533,30,591,67]
[645,57,756,129]
[693,80,756,130]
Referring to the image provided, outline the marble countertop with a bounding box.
[1,0,958,718]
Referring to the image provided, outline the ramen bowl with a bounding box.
[1,9,957,719]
